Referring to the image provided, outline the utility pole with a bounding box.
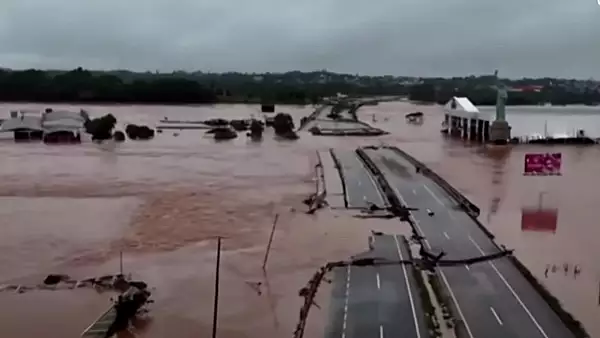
[262,214,280,271]
[212,237,222,338]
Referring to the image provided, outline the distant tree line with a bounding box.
[0,68,218,104]
[1,67,598,105]
[408,80,600,106]
[0,68,410,105]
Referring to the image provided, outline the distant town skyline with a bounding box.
[1,0,599,78]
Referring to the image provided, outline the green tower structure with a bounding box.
[490,70,512,144]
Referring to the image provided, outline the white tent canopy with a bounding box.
[444,97,492,121]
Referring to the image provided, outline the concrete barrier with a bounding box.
[329,149,348,208]
[298,105,329,131]
[356,148,424,243]
[315,151,326,196]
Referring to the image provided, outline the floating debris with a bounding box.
[81,283,153,338]
[0,273,145,294]
[125,124,155,140]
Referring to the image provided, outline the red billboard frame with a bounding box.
[521,208,558,233]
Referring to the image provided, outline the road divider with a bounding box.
[329,149,348,208]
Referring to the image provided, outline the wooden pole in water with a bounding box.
[212,236,222,338]
[597,280,600,306]
[262,214,280,271]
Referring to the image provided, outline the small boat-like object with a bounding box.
[406,112,424,124]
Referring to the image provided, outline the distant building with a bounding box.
[509,85,544,93]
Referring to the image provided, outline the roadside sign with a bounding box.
[524,153,562,176]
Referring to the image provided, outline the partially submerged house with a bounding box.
[41,109,86,143]
[442,97,492,142]
[0,111,43,141]
[0,109,87,143]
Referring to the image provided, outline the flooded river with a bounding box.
[0,102,599,337]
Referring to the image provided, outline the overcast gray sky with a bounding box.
[1,0,599,78]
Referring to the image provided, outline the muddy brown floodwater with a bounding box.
[1,102,600,337]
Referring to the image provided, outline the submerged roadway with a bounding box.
[363,146,574,338]
[325,234,427,338]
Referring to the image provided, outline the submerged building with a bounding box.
[442,97,492,142]
[0,109,87,143]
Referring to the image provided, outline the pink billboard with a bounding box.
[524,153,562,176]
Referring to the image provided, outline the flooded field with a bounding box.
[1,102,600,337]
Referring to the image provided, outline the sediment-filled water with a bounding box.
[0,102,599,337]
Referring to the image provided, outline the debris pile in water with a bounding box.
[85,114,117,141]
[273,113,299,140]
[0,273,148,294]
[125,124,155,140]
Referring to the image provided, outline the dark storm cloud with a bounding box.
[1,0,599,78]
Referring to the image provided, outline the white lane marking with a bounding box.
[468,236,549,338]
[342,265,351,337]
[490,307,503,325]
[423,184,446,207]
[465,265,470,271]
[412,189,417,194]
[443,232,450,239]
[357,153,386,206]
[379,324,384,338]
[357,180,362,186]
[393,185,475,338]
[438,268,476,338]
[376,272,381,290]
[394,235,422,338]
[363,195,367,201]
